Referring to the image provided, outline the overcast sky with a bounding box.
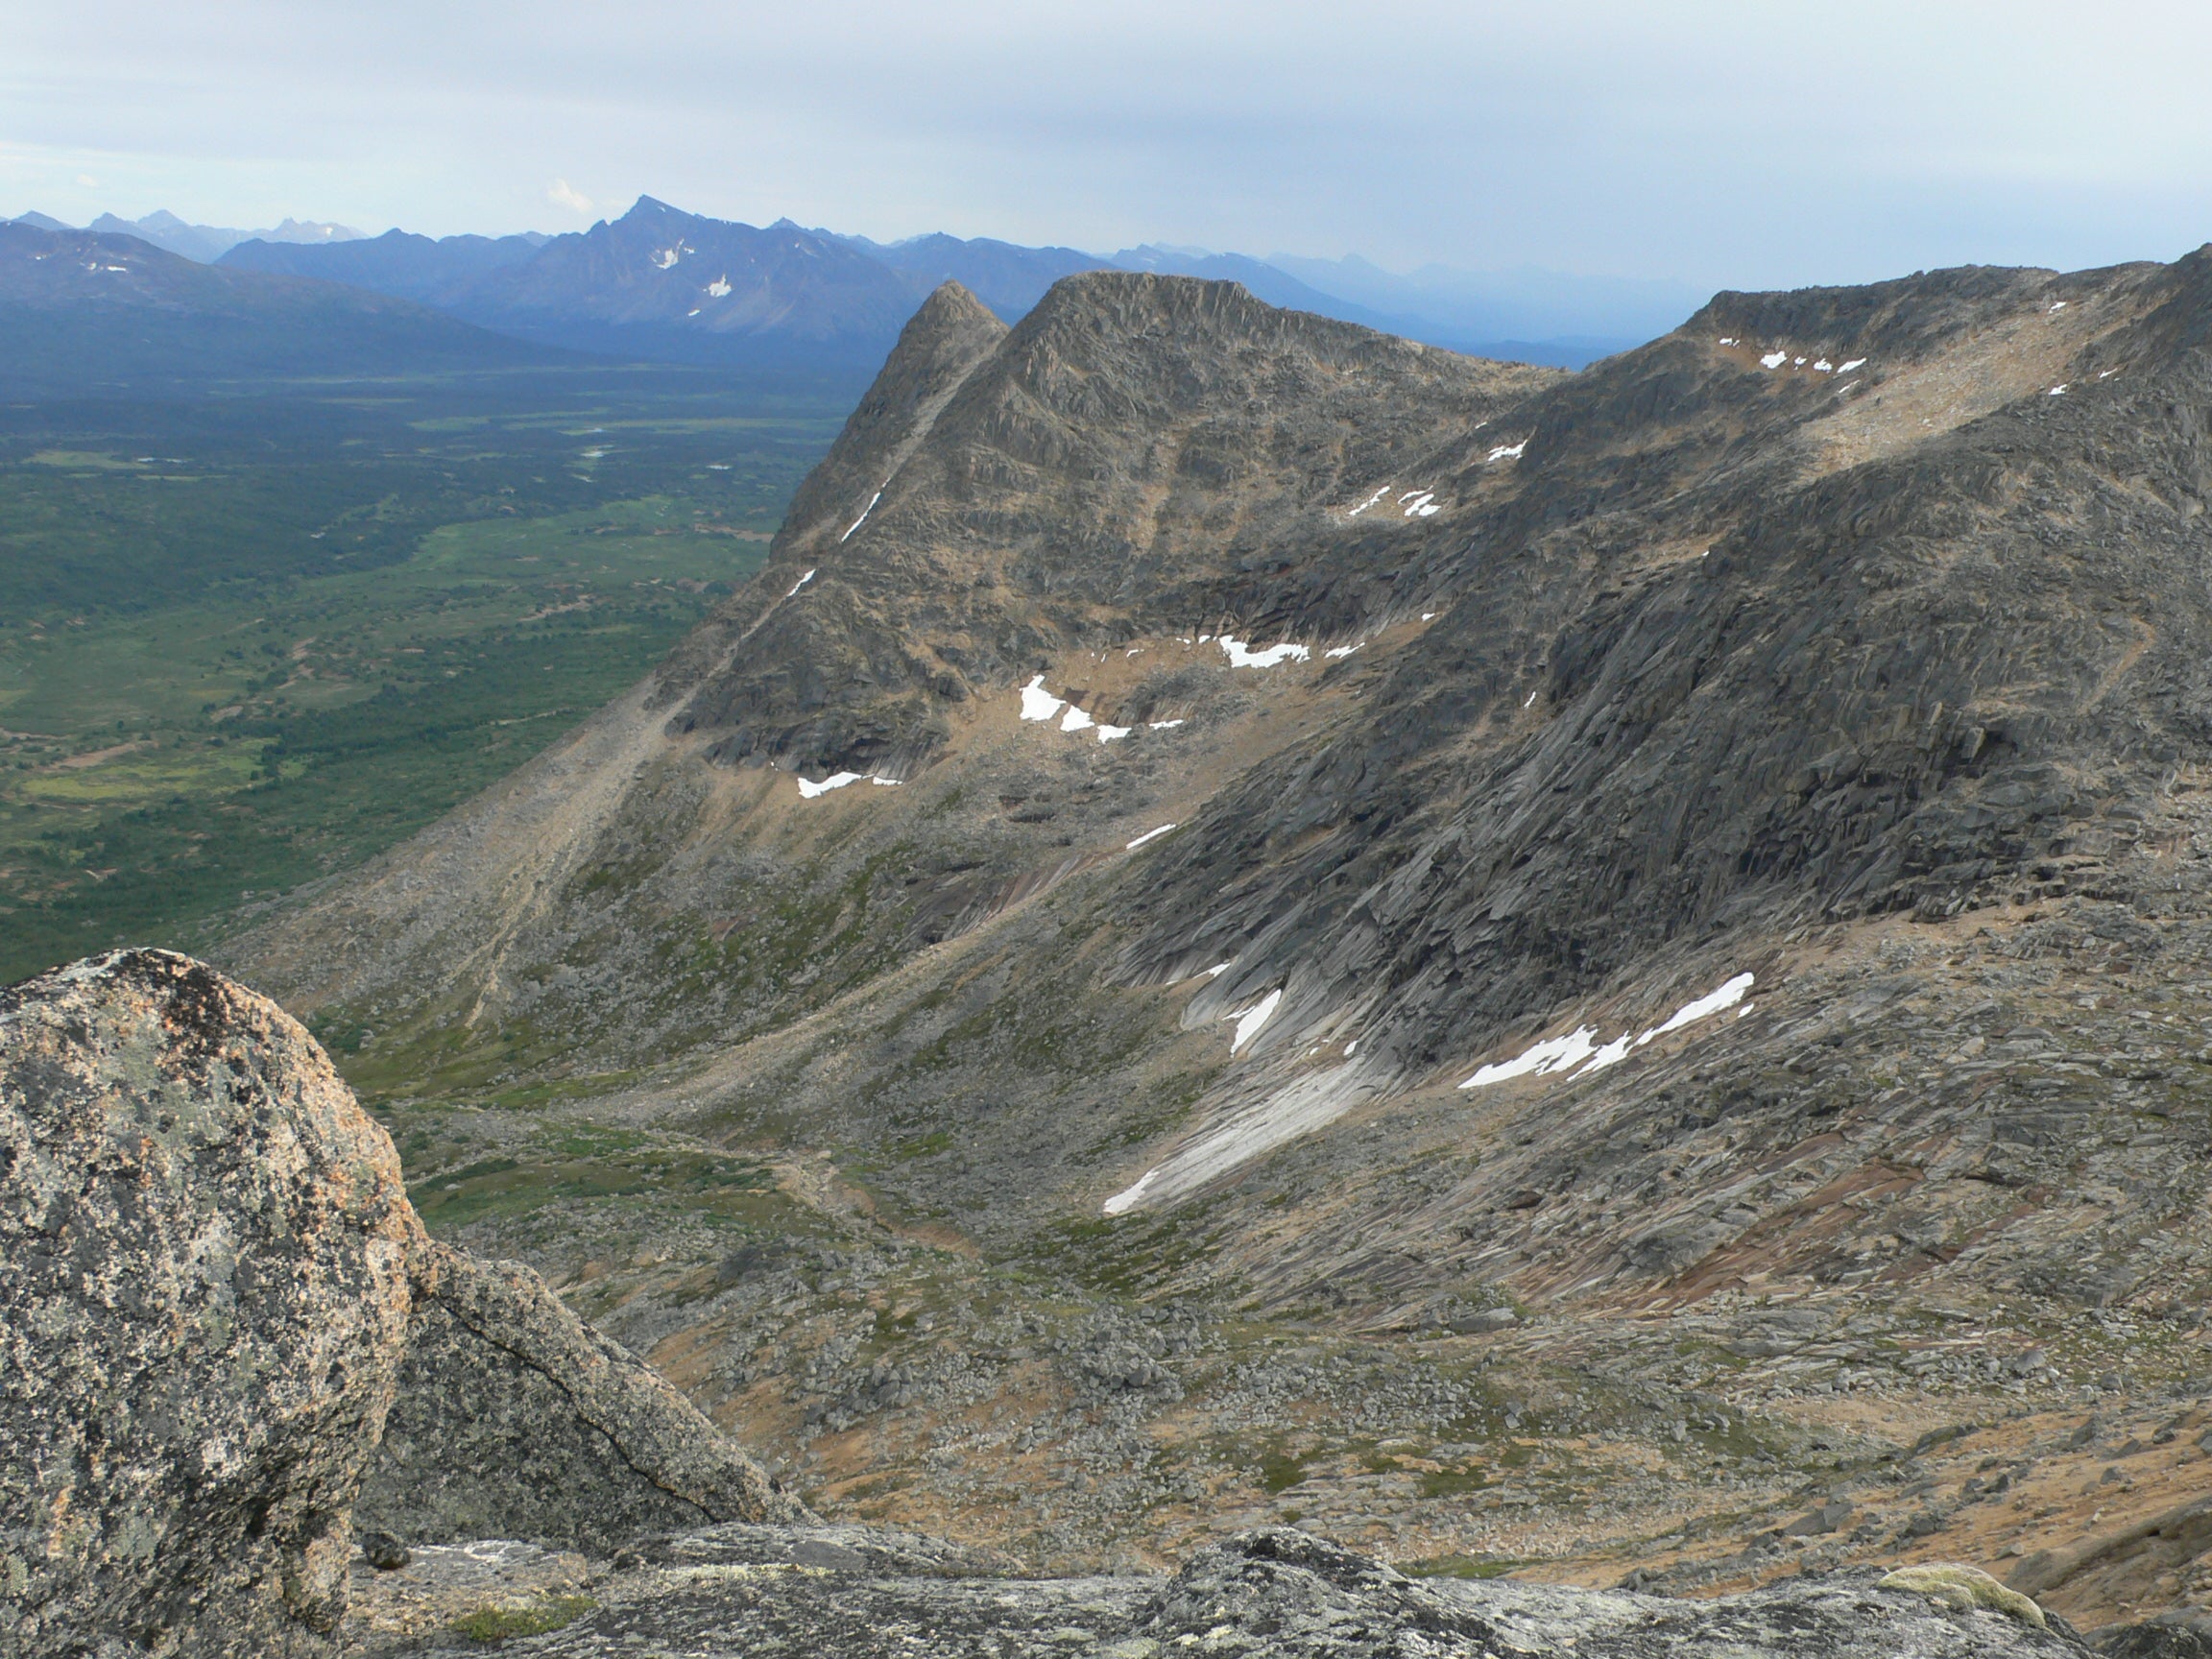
[8,0,2212,292]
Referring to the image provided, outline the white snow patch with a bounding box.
[2048,384,2069,397]
[1100,1057,1380,1214]
[1460,1026,1599,1089]
[1838,358,1866,373]
[1325,643,1362,660]
[1344,1039,1358,1056]
[2099,368,2119,379]
[1415,502,1440,517]
[707,276,732,298]
[795,769,902,799]
[1095,723,1131,742]
[1635,973,1755,1045]
[1060,704,1095,733]
[1230,988,1284,1053]
[1578,1032,1636,1074]
[2049,301,2068,312]
[1401,491,1436,517]
[786,568,815,597]
[654,247,681,269]
[1760,350,1788,370]
[1524,689,1538,708]
[1486,442,1527,462]
[839,491,882,542]
[687,308,701,317]
[1204,962,1233,977]
[1814,359,1834,373]
[1347,484,1393,517]
[1219,637,1310,669]
[1102,1167,1158,1215]
[1420,612,1436,622]
[1020,675,1065,722]
[1718,336,1738,346]
[1126,823,1177,850]
[1148,718,1185,730]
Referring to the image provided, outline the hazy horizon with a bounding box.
[11,0,2212,296]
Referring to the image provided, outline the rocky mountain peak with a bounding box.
[656,270,1558,772]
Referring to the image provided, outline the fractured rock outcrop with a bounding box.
[358,1240,799,1553]
[0,950,793,1655]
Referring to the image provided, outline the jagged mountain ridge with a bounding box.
[653,273,1559,772]
[212,196,1662,371]
[0,220,558,394]
[222,252,2212,1599]
[235,253,2212,1224]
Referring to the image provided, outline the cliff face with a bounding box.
[218,259,2212,1608]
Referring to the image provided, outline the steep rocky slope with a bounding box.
[220,255,2212,1625]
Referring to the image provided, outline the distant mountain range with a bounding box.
[13,208,366,264]
[0,220,555,396]
[7,197,1705,372]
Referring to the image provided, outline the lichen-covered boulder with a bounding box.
[0,950,803,1655]
[0,950,421,1656]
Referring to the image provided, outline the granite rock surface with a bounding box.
[0,949,418,1655]
[353,1524,2089,1658]
[0,950,794,1654]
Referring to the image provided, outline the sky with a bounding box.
[7,0,2212,293]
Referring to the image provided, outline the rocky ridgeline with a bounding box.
[0,948,2136,1656]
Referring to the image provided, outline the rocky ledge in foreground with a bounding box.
[353,1522,2082,1658]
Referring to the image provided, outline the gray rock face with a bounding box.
[0,950,418,1656]
[660,270,1557,774]
[0,951,794,1654]
[358,1525,2083,1658]
[357,1240,802,1552]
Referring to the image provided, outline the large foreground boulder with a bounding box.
[0,950,418,1655]
[0,952,795,1656]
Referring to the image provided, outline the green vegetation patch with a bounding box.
[453,1594,597,1642]
[1402,1555,1523,1581]
[405,1136,778,1232]
[0,368,846,985]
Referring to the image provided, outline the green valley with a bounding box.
[0,366,853,981]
